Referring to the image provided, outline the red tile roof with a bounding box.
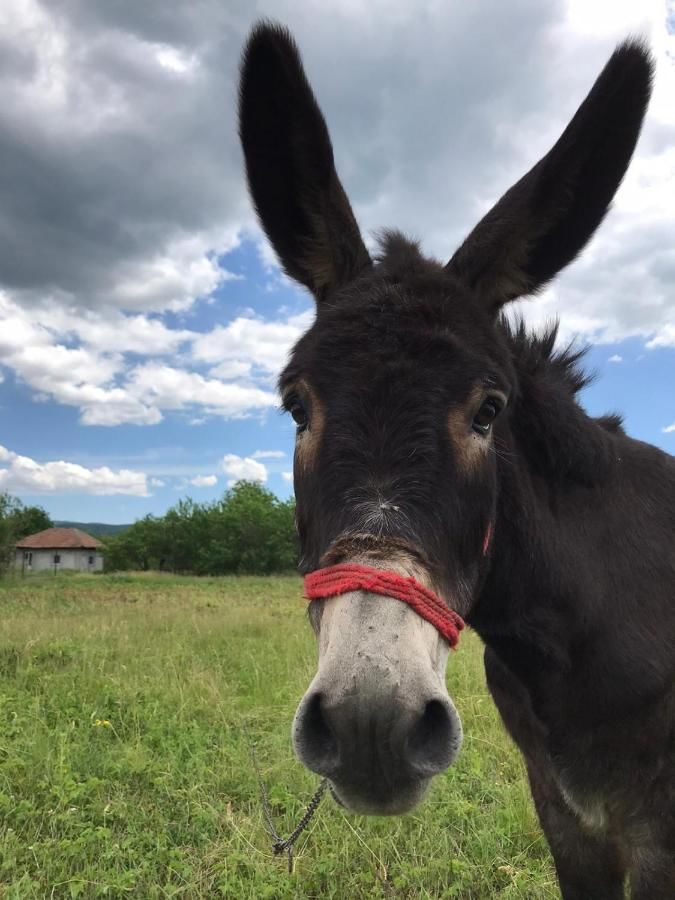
[15,527,103,550]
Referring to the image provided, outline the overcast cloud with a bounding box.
[0,0,672,437]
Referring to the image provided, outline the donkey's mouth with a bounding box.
[327,775,432,816]
[326,757,429,815]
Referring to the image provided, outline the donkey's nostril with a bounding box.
[293,691,340,776]
[405,698,461,776]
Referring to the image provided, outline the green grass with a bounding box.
[0,573,556,898]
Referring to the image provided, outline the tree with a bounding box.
[104,515,165,571]
[0,492,53,576]
[104,482,298,575]
[11,504,52,540]
[194,481,297,575]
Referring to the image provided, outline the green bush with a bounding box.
[104,481,297,576]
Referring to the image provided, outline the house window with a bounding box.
[53,554,60,564]
[24,552,32,565]
[88,555,95,565]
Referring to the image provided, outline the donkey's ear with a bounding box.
[445,40,653,311]
[239,22,371,301]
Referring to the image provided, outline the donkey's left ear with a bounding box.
[239,22,371,302]
[445,40,654,312]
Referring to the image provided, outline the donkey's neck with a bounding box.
[470,410,616,658]
[469,351,674,727]
[469,351,624,717]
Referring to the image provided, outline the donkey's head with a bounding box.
[239,23,652,814]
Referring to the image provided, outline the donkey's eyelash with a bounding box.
[281,394,299,414]
[482,374,507,394]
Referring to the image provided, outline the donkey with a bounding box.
[239,22,675,898]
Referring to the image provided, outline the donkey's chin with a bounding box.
[328,777,432,816]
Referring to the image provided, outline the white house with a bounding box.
[15,527,104,573]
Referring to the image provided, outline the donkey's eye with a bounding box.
[288,398,309,431]
[472,399,501,435]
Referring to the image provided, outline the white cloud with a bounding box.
[252,449,285,459]
[0,445,148,496]
[65,312,194,356]
[79,394,163,427]
[192,311,314,379]
[221,454,268,487]
[282,471,293,483]
[662,423,675,434]
[647,325,675,349]
[149,477,166,487]
[204,360,252,380]
[0,293,160,425]
[127,364,277,418]
[154,44,199,77]
[106,232,242,314]
[608,355,623,363]
[189,474,217,487]
[0,293,281,425]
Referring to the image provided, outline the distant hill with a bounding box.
[54,520,131,538]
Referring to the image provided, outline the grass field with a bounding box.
[0,573,557,898]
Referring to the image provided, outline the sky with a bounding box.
[0,0,673,524]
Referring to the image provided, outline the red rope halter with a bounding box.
[304,563,465,648]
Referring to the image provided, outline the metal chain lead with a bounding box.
[244,725,328,873]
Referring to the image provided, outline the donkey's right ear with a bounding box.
[239,22,371,301]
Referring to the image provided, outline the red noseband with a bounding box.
[304,563,465,648]
[303,523,493,648]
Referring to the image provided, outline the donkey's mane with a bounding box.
[498,315,626,484]
[501,317,625,435]
[500,317,590,396]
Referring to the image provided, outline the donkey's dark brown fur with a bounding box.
[239,22,675,898]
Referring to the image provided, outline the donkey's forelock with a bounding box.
[374,230,441,276]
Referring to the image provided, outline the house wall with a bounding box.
[15,549,104,573]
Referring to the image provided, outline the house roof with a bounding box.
[15,527,103,550]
